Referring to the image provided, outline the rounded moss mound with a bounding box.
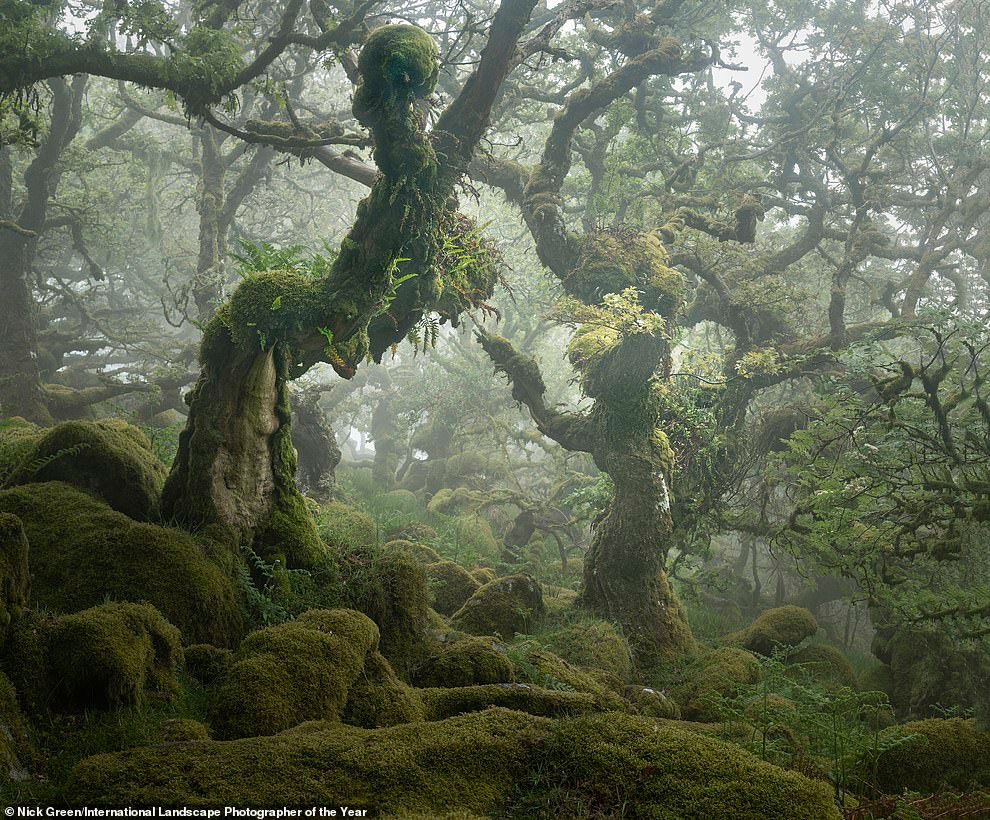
[0,482,243,646]
[546,620,634,684]
[451,574,546,640]
[381,488,421,513]
[162,719,211,742]
[355,24,439,105]
[342,650,425,729]
[0,512,30,638]
[624,685,680,719]
[427,487,484,516]
[855,718,990,793]
[6,419,167,522]
[183,644,234,687]
[785,643,857,689]
[385,539,442,564]
[45,602,182,710]
[514,645,626,711]
[318,501,377,549]
[420,683,599,720]
[64,709,840,818]
[386,522,438,543]
[426,561,481,616]
[212,609,382,739]
[675,647,762,721]
[411,637,514,688]
[728,605,817,656]
[471,567,496,585]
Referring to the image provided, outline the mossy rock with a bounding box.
[420,684,599,720]
[317,501,377,549]
[675,647,762,721]
[0,417,43,478]
[386,522,438,543]
[514,646,626,711]
[727,606,817,656]
[426,561,481,616]
[427,487,484,516]
[385,539,442,564]
[65,709,840,818]
[470,567,496,585]
[624,685,681,719]
[446,514,499,561]
[381,488,421,513]
[211,609,380,739]
[182,644,234,687]
[0,512,30,639]
[45,602,183,710]
[854,718,990,793]
[451,574,546,640]
[6,419,167,522]
[342,650,425,728]
[546,620,634,684]
[0,670,33,781]
[0,482,243,646]
[411,637,514,688]
[785,643,857,689]
[161,719,211,742]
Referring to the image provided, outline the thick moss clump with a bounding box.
[161,719,211,742]
[64,709,839,818]
[727,606,817,656]
[855,718,990,793]
[0,418,43,478]
[182,644,234,687]
[785,643,856,689]
[471,567,496,585]
[546,620,634,684]
[675,647,762,721]
[30,602,183,710]
[411,637,514,688]
[212,609,380,739]
[624,685,681,719]
[420,684,599,719]
[426,561,481,616]
[0,513,30,638]
[342,650,425,728]
[513,646,626,711]
[385,539,442,564]
[0,482,243,646]
[6,419,167,522]
[387,522,439,543]
[354,24,439,106]
[451,574,546,640]
[317,500,377,549]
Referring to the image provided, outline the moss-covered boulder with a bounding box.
[317,501,376,549]
[0,482,243,646]
[470,567,496,585]
[426,561,481,616]
[451,574,546,640]
[21,602,183,711]
[546,620,634,684]
[0,512,30,637]
[385,539,442,564]
[675,647,762,721]
[386,522,438,543]
[182,644,234,687]
[854,718,990,793]
[381,488,421,513]
[6,419,167,522]
[161,719,211,743]
[420,684,599,719]
[212,609,381,739]
[785,643,857,689]
[411,637,514,688]
[65,709,841,818]
[727,606,817,656]
[342,650,425,728]
[513,645,626,711]
[427,487,485,516]
[0,417,42,478]
[624,685,680,719]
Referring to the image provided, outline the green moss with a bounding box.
[161,719,211,742]
[451,574,546,640]
[411,637,514,688]
[727,606,818,656]
[64,709,840,818]
[182,644,234,687]
[0,482,244,646]
[623,685,680,719]
[855,718,990,793]
[0,513,29,639]
[0,417,42,478]
[385,539,443,564]
[785,644,857,690]
[6,419,167,521]
[471,567,496,585]
[674,647,762,721]
[545,620,634,684]
[0,670,33,781]
[317,500,377,549]
[387,522,438,543]
[211,609,379,739]
[426,561,481,616]
[355,24,439,104]
[446,515,499,561]
[420,684,600,720]
[45,602,183,710]
[381,488,421,513]
[342,650,425,728]
[513,645,626,711]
